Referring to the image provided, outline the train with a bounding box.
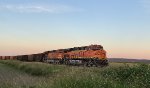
[0,44,108,67]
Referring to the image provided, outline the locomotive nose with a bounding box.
[94,50,107,60]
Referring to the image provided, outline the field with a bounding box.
[0,60,150,88]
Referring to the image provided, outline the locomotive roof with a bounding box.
[44,44,103,53]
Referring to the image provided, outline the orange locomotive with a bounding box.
[43,44,108,66]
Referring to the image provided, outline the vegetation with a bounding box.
[0,60,65,76]
[0,60,150,88]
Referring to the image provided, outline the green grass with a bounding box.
[101,64,150,88]
[0,63,47,88]
[0,60,65,76]
[51,63,150,88]
[0,60,150,88]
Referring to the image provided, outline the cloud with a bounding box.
[0,3,83,13]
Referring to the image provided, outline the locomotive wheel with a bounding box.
[99,59,108,67]
[82,60,88,67]
[83,59,98,67]
[92,59,98,67]
[88,59,98,67]
[59,59,64,64]
[86,60,93,67]
[64,59,70,65]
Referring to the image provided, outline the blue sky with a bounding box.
[0,0,150,59]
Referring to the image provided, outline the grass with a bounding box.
[101,64,150,88]
[0,60,150,88]
[0,60,65,76]
[52,63,150,88]
[0,63,46,88]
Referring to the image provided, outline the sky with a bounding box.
[0,0,150,59]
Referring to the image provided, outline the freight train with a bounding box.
[0,44,108,67]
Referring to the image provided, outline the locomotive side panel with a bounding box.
[93,50,107,59]
[66,49,107,60]
[67,50,87,59]
[48,52,64,60]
